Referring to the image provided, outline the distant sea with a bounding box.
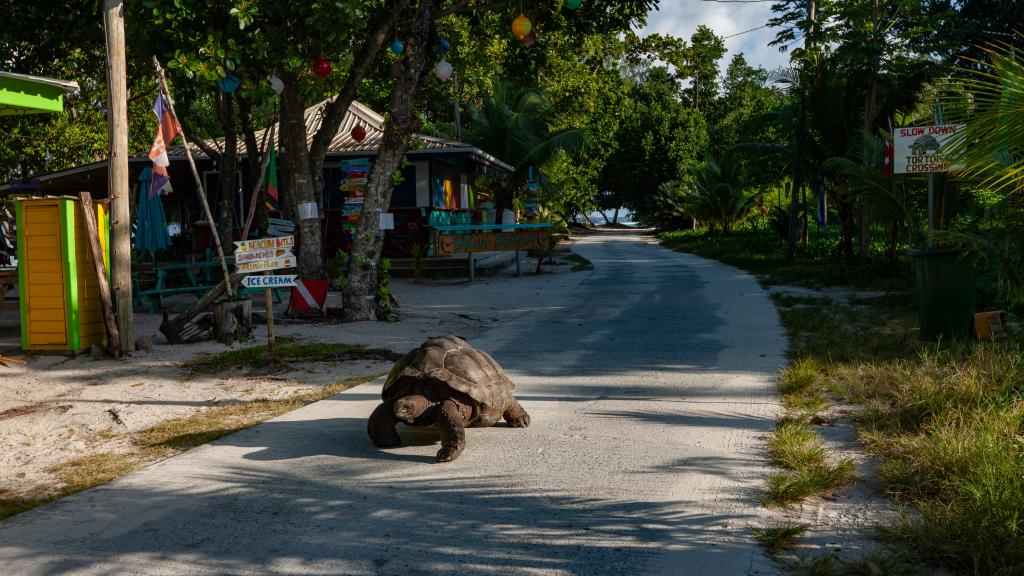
[588,209,637,227]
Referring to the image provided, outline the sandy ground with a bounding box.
[0,249,585,499]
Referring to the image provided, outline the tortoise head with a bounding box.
[394,394,433,423]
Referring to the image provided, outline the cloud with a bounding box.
[639,0,792,73]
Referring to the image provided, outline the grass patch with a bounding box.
[0,489,56,522]
[5,374,383,522]
[767,417,828,470]
[765,459,857,507]
[752,522,809,554]
[181,339,402,378]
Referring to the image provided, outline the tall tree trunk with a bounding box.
[279,70,324,279]
[238,96,265,237]
[342,0,440,321]
[859,0,881,259]
[835,185,856,259]
[216,92,237,254]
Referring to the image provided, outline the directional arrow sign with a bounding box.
[235,247,294,264]
[234,235,294,252]
[234,255,297,273]
[241,275,298,289]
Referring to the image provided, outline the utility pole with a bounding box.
[103,0,133,353]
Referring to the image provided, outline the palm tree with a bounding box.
[673,147,762,234]
[936,42,1024,305]
[463,80,588,217]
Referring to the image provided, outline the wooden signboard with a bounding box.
[434,230,550,256]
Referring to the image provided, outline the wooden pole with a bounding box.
[78,192,122,358]
[264,281,275,359]
[152,56,235,298]
[103,0,133,353]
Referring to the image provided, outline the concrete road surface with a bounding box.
[0,233,786,575]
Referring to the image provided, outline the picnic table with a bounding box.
[138,258,287,313]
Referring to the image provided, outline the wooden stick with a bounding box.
[152,56,235,298]
[241,122,277,242]
[78,192,122,358]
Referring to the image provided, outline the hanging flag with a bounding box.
[883,117,895,177]
[265,140,279,213]
[815,183,828,230]
[147,92,179,197]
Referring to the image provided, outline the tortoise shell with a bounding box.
[383,335,514,413]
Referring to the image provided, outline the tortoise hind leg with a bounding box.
[367,402,402,448]
[503,399,531,428]
[436,399,468,462]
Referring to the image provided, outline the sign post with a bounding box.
[893,123,964,246]
[233,236,297,359]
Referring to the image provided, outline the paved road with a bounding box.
[0,233,786,575]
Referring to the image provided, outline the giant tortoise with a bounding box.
[367,335,530,462]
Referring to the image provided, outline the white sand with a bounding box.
[0,251,586,498]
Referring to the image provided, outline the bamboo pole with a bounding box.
[79,192,122,358]
[152,56,234,298]
[103,0,133,353]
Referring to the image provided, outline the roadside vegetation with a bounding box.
[0,374,379,521]
[664,229,1023,574]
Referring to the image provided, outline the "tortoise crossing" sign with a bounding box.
[894,124,964,174]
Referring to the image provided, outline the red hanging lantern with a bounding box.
[351,124,367,142]
[312,57,332,77]
[512,13,533,39]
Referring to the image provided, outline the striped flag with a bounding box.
[265,140,279,213]
[147,92,179,196]
[883,117,895,178]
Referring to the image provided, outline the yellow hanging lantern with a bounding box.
[512,13,533,39]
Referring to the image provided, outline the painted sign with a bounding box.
[241,274,298,289]
[894,124,964,174]
[234,235,294,252]
[235,247,294,264]
[434,230,550,256]
[234,255,297,273]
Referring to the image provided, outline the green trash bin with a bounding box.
[908,248,976,340]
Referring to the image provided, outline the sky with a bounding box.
[639,0,791,73]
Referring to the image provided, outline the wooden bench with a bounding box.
[139,285,216,313]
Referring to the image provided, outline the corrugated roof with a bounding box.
[166,99,511,171]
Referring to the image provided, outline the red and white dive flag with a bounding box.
[147,92,179,197]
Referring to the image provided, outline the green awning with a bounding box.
[0,71,79,116]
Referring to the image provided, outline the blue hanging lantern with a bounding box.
[391,39,405,55]
[434,36,450,57]
[217,73,241,93]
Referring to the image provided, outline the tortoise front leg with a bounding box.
[436,399,468,462]
[503,399,531,428]
[367,402,402,448]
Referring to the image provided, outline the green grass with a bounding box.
[181,339,401,378]
[767,417,828,470]
[752,522,809,554]
[765,459,857,507]
[664,228,1024,573]
[772,289,1024,573]
[1,374,380,522]
[657,228,908,291]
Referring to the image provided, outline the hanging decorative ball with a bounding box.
[217,73,241,94]
[518,30,538,48]
[564,0,583,9]
[434,59,454,82]
[312,57,332,77]
[512,13,533,39]
[351,124,367,142]
[269,74,284,95]
[391,39,405,55]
